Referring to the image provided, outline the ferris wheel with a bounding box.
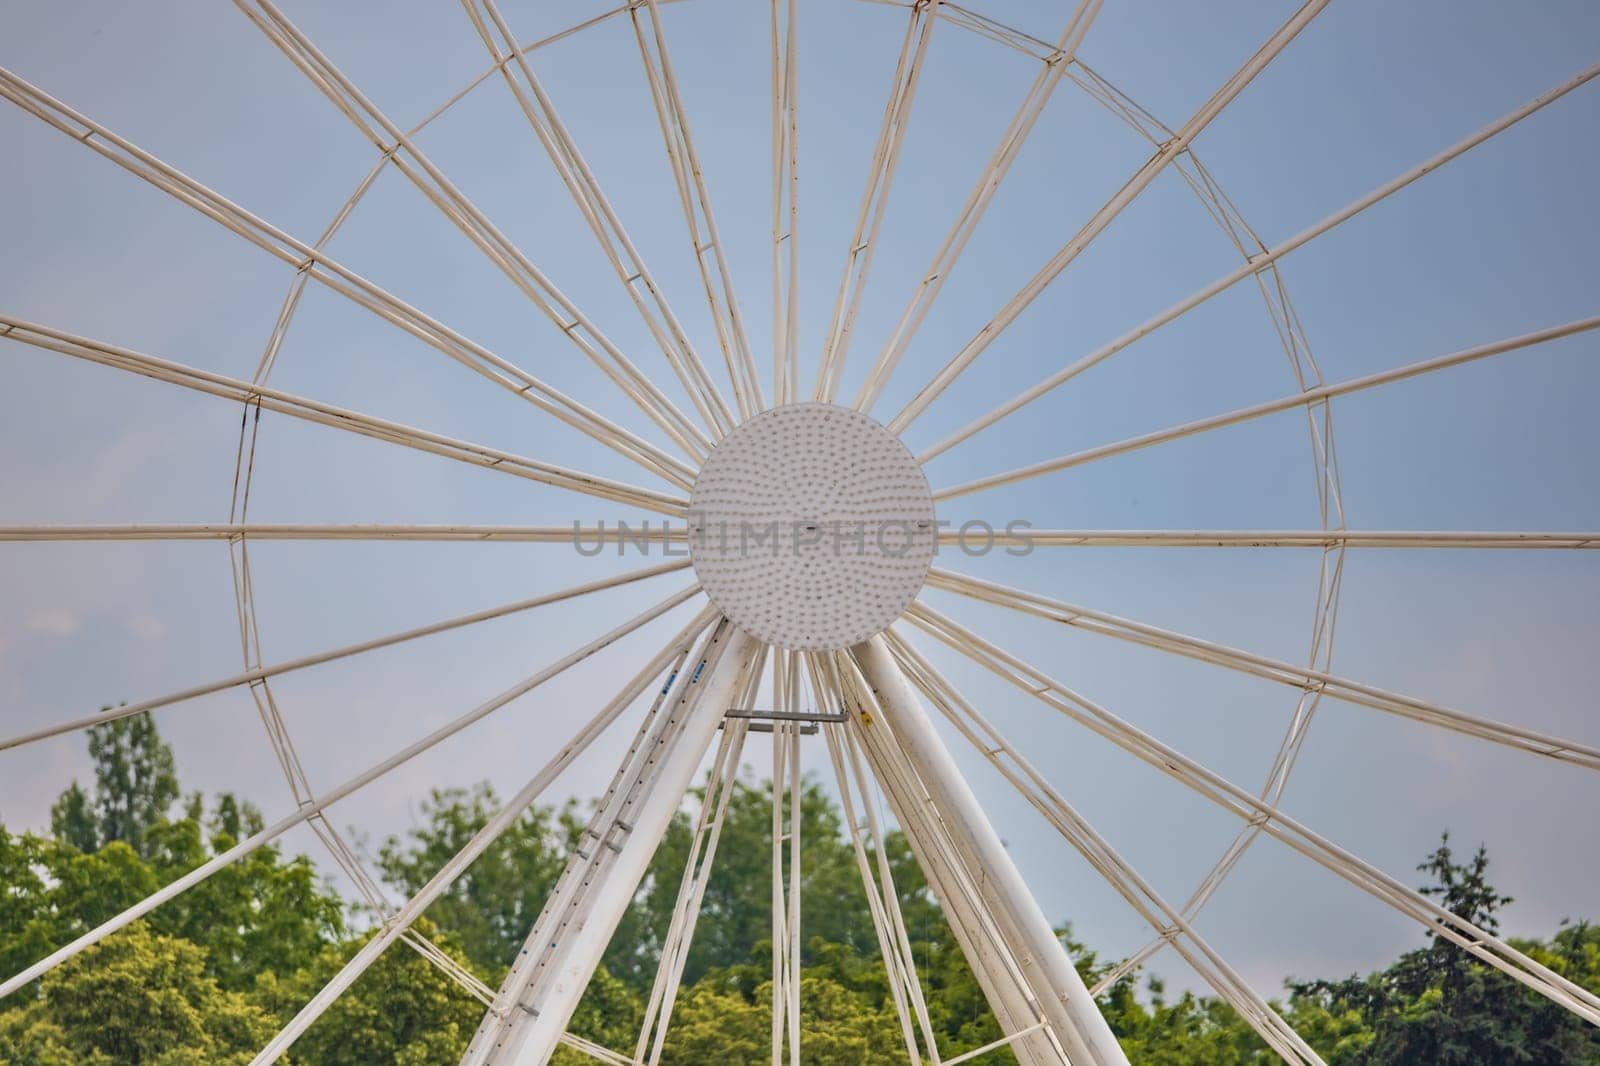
[2,1,1598,1064]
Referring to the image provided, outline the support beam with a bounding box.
[847,637,1128,1066]
[464,620,760,1065]
[833,651,1064,1066]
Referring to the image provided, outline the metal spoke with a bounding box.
[887,0,1330,434]
[903,600,1600,1028]
[0,317,686,515]
[936,314,1600,501]
[844,638,1127,1063]
[0,588,709,999]
[460,0,734,440]
[631,0,765,420]
[934,528,1600,550]
[0,561,692,754]
[886,630,1325,1064]
[923,568,1600,771]
[809,652,941,1064]
[852,0,1101,414]
[918,58,1600,463]
[237,0,712,462]
[771,0,800,406]
[248,612,716,1065]
[0,523,689,544]
[463,620,762,1062]
[634,647,767,1066]
[825,650,1076,1063]
[0,64,693,488]
[813,0,941,404]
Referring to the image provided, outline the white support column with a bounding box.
[836,653,1063,1066]
[465,619,759,1066]
[849,636,1128,1066]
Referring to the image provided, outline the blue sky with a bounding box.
[3,0,1598,1004]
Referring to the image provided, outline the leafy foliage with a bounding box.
[3,714,1599,1064]
[47,707,179,860]
[1286,835,1600,1064]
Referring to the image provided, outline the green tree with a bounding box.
[1288,833,1600,1064]
[142,798,344,991]
[0,922,275,1065]
[249,918,485,1066]
[48,708,180,860]
[372,784,574,976]
[46,783,96,855]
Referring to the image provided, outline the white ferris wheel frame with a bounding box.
[2,1,1598,1064]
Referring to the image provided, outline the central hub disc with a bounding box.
[688,403,936,652]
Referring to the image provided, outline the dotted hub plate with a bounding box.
[689,403,936,651]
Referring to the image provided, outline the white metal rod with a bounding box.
[0,523,689,543]
[765,0,802,407]
[242,0,712,462]
[0,65,693,488]
[481,623,760,1065]
[0,589,708,1000]
[247,615,713,1064]
[888,0,1330,434]
[818,710,935,1065]
[849,636,1129,1065]
[942,1023,1049,1066]
[813,0,939,403]
[462,0,734,442]
[831,652,1068,1066]
[936,314,1600,501]
[636,652,766,1066]
[935,528,1600,549]
[917,58,1600,463]
[785,656,802,1066]
[0,317,686,515]
[852,0,1101,415]
[903,602,1600,1027]
[632,0,764,421]
[887,632,1324,1064]
[0,561,690,754]
[925,569,1600,770]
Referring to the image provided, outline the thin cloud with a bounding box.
[127,613,166,640]
[26,607,80,638]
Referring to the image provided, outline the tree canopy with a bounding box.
[2,711,1597,1064]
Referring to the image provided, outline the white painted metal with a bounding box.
[6,5,1597,1063]
[811,653,940,1063]
[924,568,1600,771]
[0,524,690,544]
[887,0,1330,434]
[938,315,1600,501]
[633,649,767,1066]
[917,57,1600,464]
[831,650,1068,1066]
[688,403,936,650]
[464,621,760,1065]
[904,601,1600,1026]
[248,620,713,1064]
[458,0,733,443]
[849,636,1130,1066]
[0,590,709,1000]
[238,0,715,463]
[814,0,940,404]
[0,67,694,488]
[935,529,1600,549]
[771,0,801,406]
[852,0,1101,414]
[0,561,692,753]
[0,317,687,515]
[886,632,1324,1064]
[631,0,765,422]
